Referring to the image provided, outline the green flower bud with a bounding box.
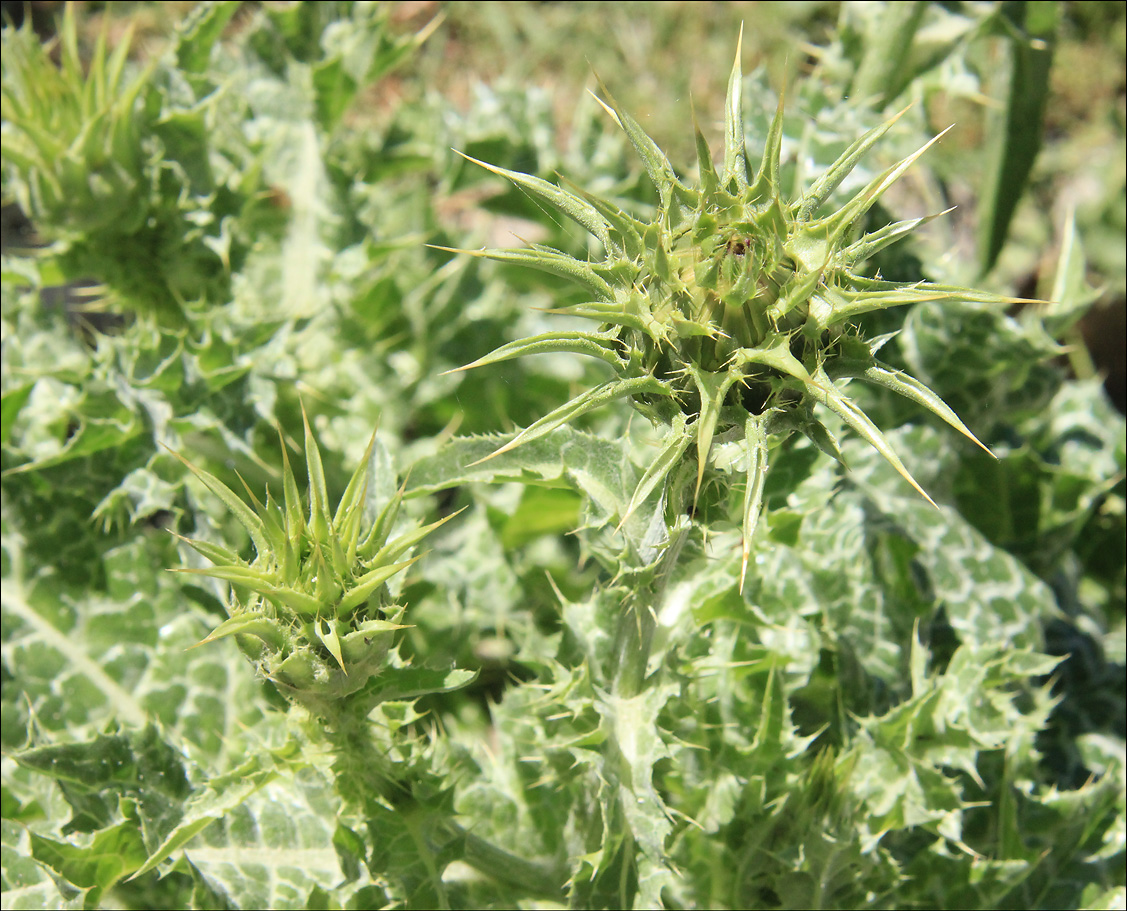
[442,32,1020,587]
[174,409,460,712]
[1,6,149,238]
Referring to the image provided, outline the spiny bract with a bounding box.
[173,409,458,715]
[443,36,1007,588]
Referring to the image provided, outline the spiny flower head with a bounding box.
[1,4,150,238]
[442,35,1009,587]
[173,409,458,714]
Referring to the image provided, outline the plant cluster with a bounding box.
[2,4,1124,910]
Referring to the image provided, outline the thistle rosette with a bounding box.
[173,412,458,715]
[442,38,1012,586]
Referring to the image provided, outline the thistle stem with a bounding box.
[610,517,689,698]
[321,695,566,901]
[457,826,567,901]
[611,600,657,699]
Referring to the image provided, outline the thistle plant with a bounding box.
[1,2,439,326]
[0,5,149,242]
[443,37,1015,586]
[0,3,230,324]
[4,10,1123,909]
[173,410,458,718]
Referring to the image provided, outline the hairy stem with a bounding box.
[611,599,658,699]
[611,512,690,698]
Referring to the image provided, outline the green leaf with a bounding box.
[593,686,677,909]
[977,2,1057,273]
[1,384,34,446]
[171,451,271,566]
[445,331,626,374]
[475,375,672,465]
[172,563,276,590]
[29,823,146,901]
[4,412,145,476]
[196,614,287,651]
[819,128,950,244]
[405,427,663,560]
[301,406,331,546]
[14,725,191,858]
[620,413,694,527]
[739,413,770,593]
[722,28,748,193]
[336,558,419,617]
[315,619,346,673]
[372,510,463,567]
[265,585,324,618]
[694,119,719,198]
[849,1,928,106]
[332,430,377,547]
[172,534,240,575]
[431,245,614,300]
[750,93,785,202]
[590,78,679,214]
[732,339,816,384]
[358,486,404,563]
[407,427,615,493]
[829,358,993,454]
[804,365,936,508]
[687,365,739,506]
[173,1,240,74]
[500,486,583,549]
[274,428,305,549]
[130,753,281,880]
[178,777,347,908]
[458,153,611,249]
[838,208,947,268]
[797,106,910,222]
[369,667,477,704]
[2,821,87,910]
[1042,211,1102,339]
[566,180,648,260]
